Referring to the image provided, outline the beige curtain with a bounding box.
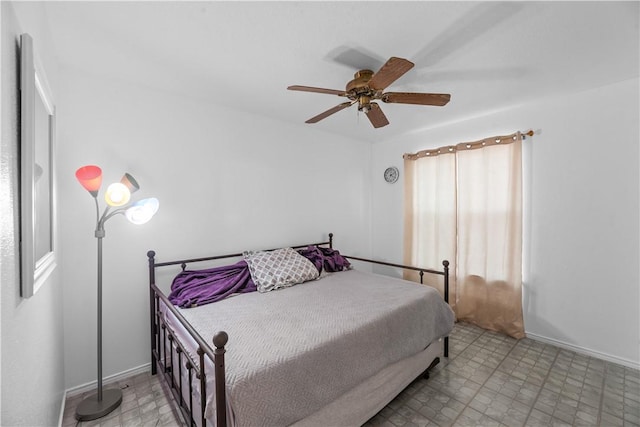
[403,151,457,310]
[403,133,525,339]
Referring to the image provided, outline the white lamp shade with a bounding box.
[125,198,159,225]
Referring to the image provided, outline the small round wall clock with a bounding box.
[384,166,399,184]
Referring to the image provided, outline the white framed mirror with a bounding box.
[20,33,56,298]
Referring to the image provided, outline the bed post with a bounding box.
[328,232,333,249]
[148,250,157,375]
[443,260,450,358]
[198,348,207,427]
[213,332,229,427]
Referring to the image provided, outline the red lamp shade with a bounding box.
[75,165,103,197]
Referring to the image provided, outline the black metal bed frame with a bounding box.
[148,233,450,427]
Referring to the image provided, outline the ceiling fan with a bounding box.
[287,57,450,129]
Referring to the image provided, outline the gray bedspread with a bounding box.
[175,268,455,427]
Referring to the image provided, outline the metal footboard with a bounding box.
[150,281,225,427]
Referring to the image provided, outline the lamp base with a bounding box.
[75,388,123,421]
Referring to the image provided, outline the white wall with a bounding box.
[1,2,4,418]
[0,2,65,426]
[371,78,639,368]
[57,69,372,389]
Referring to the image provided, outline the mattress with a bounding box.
[161,268,455,426]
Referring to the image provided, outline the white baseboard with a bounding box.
[57,390,67,427]
[526,332,639,370]
[64,362,152,398]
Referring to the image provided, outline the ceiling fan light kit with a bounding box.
[288,56,451,129]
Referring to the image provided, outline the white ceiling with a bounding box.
[43,1,639,143]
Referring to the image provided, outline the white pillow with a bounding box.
[243,247,319,293]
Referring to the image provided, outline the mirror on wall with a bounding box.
[20,33,56,298]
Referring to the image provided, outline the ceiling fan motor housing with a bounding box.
[346,70,374,93]
[347,70,378,111]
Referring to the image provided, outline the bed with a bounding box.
[148,233,454,427]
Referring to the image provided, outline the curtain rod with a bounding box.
[404,129,534,160]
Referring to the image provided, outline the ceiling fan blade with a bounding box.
[305,101,354,124]
[365,103,389,128]
[382,92,451,106]
[368,57,415,91]
[287,85,347,96]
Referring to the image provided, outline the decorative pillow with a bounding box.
[243,247,320,293]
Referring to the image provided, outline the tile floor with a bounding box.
[61,371,183,427]
[62,322,639,427]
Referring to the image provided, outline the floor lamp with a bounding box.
[75,165,159,421]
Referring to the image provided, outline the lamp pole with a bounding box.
[96,222,105,403]
[75,202,123,421]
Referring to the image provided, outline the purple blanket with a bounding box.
[297,245,351,273]
[168,260,257,308]
[169,246,351,308]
